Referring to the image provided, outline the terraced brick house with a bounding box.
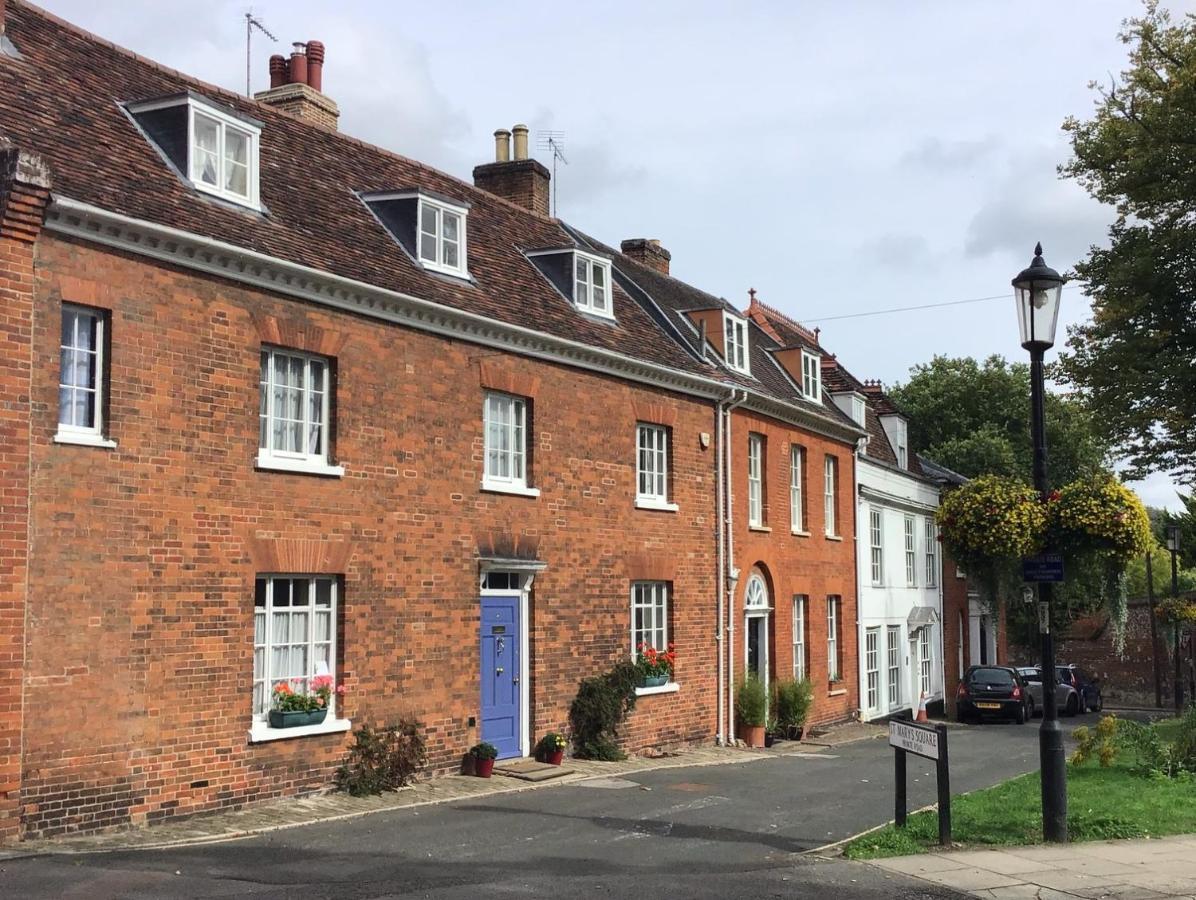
[0,0,866,842]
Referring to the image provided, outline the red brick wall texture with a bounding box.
[5,234,869,840]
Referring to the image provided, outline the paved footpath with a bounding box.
[870,835,1196,899]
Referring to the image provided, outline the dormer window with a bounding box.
[832,392,867,427]
[800,350,821,401]
[573,252,613,318]
[360,190,471,280]
[127,93,262,211]
[418,196,467,277]
[723,313,749,374]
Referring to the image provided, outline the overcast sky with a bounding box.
[34,0,1192,509]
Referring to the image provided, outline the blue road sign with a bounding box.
[1022,553,1064,583]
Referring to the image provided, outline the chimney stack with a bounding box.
[472,122,551,217]
[620,238,671,276]
[254,39,340,131]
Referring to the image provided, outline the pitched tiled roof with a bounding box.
[0,1,714,380]
[570,230,860,436]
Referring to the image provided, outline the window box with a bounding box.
[268,708,328,729]
[640,674,668,689]
[249,717,351,744]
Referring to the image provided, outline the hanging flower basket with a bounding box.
[1048,475,1152,564]
[1156,597,1196,626]
[937,476,1045,573]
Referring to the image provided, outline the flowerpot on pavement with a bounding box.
[546,749,564,766]
[475,757,495,778]
[738,723,766,748]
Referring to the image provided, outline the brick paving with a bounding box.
[870,835,1196,899]
[4,721,883,856]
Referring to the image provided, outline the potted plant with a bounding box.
[772,677,813,741]
[535,732,567,766]
[268,675,343,729]
[635,643,675,688]
[736,674,767,748]
[470,741,499,777]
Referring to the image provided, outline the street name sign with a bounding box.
[1022,553,1064,583]
[888,720,940,760]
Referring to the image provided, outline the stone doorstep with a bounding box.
[6,730,875,856]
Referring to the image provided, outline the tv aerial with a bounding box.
[245,10,278,96]
[536,131,568,217]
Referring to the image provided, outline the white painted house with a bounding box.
[823,369,946,721]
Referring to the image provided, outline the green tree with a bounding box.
[888,355,1110,487]
[1057,1,1196,484]
[1156,494,1196,571]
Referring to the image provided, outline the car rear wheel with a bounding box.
[1015,704,1026,725]
[1065,695,1079,717]
[1027,697,1036,719]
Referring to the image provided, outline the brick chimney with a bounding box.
[254,40,340,131]
[473,123,551,217]
[621,239,671,276]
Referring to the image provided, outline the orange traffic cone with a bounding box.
[916,691,929,723]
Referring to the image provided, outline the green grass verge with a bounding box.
[844,718,1196,859]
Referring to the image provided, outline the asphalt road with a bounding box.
[1,712,1146,899]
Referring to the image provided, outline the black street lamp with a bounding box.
[1166,523,1183,711]
[1013,242,1067,843]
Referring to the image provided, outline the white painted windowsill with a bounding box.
[748,525,772,533]
[256,453,345,477]
[825,534,843,542]
[248,717,352,744]
[635,498,679,513]
[54,431,117,449]
[827,688,847,697]
[634,682,680,697]
[480,480,541,498]
[791,529,811,538]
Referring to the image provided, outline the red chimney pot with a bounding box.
[306,40,325,92]
[268,54,287,88]
[288,43,308,86]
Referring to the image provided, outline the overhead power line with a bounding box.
[803,284,1083,324]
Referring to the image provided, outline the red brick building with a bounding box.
[0,3,871,841]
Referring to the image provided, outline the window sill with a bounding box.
[748,524,772,533]
[634,682,680,697]
[635,498,679,513]
[481,480,541,498]
[419,259,471,281]
[54,431,117,449]
[827,688,847,697]
[256,453,345,477]
[248,717,351,744]
[825,534,843,542]
[790,529,811,538]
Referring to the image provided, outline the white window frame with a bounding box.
[573,251,614,319]
[865,627,880,710]
[723,313,750,374]
[800,349,821,401]
[827,597,841,681]
[55,304,115,448]
[631,581,669,661]
[417,196,469,278]
[823,456,837,537]
[187,100,260,209]
[887,624,902,708]
[258,347,341,476]
[851,394,866,426]
[251,575,350,742]
[793,595,807,680]
[919,626,933,695]
[898,443,908,469]
[904,514,918,587]
[636,423,675,510]
[925,518,938,587]
[789,445,805,533]
[482,391,538,496]
[869,507,884,586]
[747,434,764,527]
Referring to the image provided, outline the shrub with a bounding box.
[736,674,767,728]
[334,720,427,796]
[1071,715,1122,768]
[469,741,498,760]
[535,732,567,759]
[569,661,639,760]
[772,678,813,736]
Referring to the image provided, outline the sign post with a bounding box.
[889,718,951,846]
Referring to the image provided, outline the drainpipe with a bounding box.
[723,389,748,741]
[852,436,866,719]
[715,395,727,745]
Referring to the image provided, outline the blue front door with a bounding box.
[480,596,521,759]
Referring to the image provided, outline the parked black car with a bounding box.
[957,665,1031,724]
[1058,664,1103,713]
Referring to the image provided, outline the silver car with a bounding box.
[1015,666,1081,717]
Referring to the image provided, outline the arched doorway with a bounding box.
[744,571,772,693]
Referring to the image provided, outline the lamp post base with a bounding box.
[1040,715,1068,842]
